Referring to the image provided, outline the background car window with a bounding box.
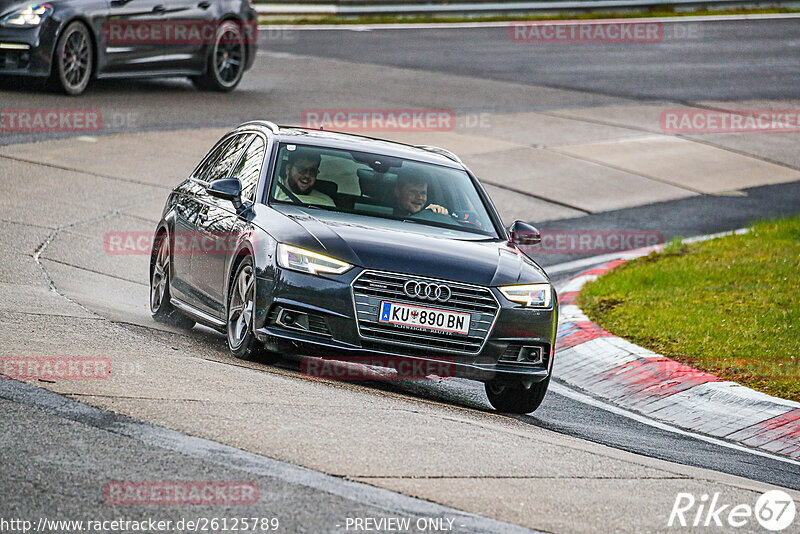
[233,136,266,204]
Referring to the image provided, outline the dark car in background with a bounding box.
[0,0,257,94]
[149,121,559,414]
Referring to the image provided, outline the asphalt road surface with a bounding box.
[264,17,800,102]
[1,16,799,533]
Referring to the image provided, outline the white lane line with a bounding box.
[549,381,800,467]
[258,13,800,31]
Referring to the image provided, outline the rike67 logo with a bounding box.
[669,490,796,531]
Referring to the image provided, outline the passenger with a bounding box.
[392,174,450,219]
[274,149,335,206]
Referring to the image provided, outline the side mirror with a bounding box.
[207,178,242,209]
[508,220,541,246]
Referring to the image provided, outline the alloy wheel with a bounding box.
[150,237,169,312]
[214,27,244,86]
[228,264,254,349]
[60,26,91,92]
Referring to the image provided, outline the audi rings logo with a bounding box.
[403,280,452,302]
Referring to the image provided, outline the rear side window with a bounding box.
[233,136,266,204]
[194,134,253,183]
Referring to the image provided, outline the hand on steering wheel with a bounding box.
[425,204,449,215]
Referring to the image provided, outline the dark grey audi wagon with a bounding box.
[149,121,558,413]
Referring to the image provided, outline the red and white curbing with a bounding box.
[553,235,800,460]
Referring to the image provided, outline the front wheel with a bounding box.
[227,257,278,362]
[191,21,245,92]
[485,377,550,414]
[50,21,93,95]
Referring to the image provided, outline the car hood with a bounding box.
[267,207,549,287]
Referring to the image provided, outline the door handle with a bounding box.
[152,4,166,12]
[198,1,211,8]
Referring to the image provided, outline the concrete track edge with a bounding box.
[0,378,538,534]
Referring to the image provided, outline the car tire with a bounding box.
[49,21,93,95]
[227,257,279,362]
[191,20,245,92]
[150,233,196,330]
[485,377,550,414]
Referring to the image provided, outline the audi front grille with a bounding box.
[351,270,499,355]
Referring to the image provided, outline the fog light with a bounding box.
[519,346,543,364]
[277,309,310,331]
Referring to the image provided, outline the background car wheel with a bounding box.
[191,21,245,92]
[227,257,278,362]
[485,377,550,414]
[49,21,93,95]
[150,233,196,330]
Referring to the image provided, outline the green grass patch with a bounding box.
[578,217,800,402]
[259,7,800,25]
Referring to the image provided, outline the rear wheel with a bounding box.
[485,377,550,414]
[191,21,245,92]
[50,21,93,95]
[150,233,196,330]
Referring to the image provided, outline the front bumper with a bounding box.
[0,21,56,77]
[253,267,558,384]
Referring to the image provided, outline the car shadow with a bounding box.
[0,75,197,95]
[275,353,495,414]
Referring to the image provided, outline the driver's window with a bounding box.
[234,136,266,204]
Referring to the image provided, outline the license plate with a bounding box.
[378,301,470,335]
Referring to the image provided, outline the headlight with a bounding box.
[276,243,352,276]
[1,4,52,27]
[499,283,552,308]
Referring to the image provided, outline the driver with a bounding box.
[392,174,450,219]
[274,149,335,206]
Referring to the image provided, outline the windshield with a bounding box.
[268,143,499,238]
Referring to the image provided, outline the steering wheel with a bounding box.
[452,211,483,229]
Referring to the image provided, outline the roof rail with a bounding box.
[259,121,280,134]
[241,120,280,134]
[415,145,462,164]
